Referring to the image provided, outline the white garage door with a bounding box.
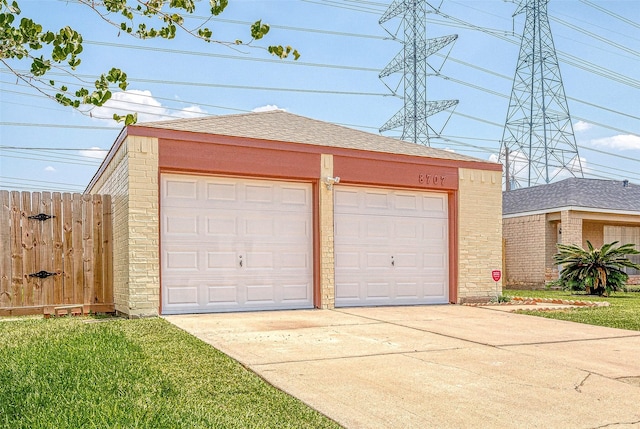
[334,186,448,307]
[161,174,313,314]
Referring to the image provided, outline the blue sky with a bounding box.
[1,0,639,193]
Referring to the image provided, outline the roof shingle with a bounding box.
[503,178,640,215]
[137,110,493,164]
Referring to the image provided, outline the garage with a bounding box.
[160,173,314,314]
[87,110,503,317]
[334,185,449,306]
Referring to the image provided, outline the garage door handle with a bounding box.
[239,256,243,268]
[391,256,395,267]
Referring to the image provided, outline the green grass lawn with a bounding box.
[0,317,341,429]
[504,289,640,331]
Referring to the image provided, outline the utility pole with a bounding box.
[379,0,458,146]
[499,0,582,187]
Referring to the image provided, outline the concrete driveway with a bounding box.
[165,305,640,429]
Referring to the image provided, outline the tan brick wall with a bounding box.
[561,210,582,247]
[583,221,604,249]
[457,168,503,302]
[544,219,559,282]
[503,214,547,288]
[319,154,335,309]
[89,136,159,317]
[89,140,130,314]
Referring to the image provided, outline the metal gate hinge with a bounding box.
[29,271,58,279]
[28,213,55,221]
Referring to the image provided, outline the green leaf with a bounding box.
[210,0,228,15]
[250,20,269,40]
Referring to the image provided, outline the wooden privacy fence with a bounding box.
[0,191,114,316]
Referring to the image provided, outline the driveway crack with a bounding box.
[575,372,591,393]
[589,420,640,428]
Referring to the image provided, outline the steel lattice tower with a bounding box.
[379,0,458,146]
[500,0,583,188]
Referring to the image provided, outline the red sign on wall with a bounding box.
[491,270,502,282]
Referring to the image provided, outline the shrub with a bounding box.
[553,241,640,296]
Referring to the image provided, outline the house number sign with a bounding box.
[418,174,446,187]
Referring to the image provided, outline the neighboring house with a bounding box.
[503,178,640,288]
[87,110,502,317]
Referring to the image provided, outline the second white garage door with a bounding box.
[334,186,449,307]
[161,174,313,314]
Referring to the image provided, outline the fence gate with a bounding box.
[0,191,114,316]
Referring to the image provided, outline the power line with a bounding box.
[579,0,640,31]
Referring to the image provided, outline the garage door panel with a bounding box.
[364,191,389,209]
[424,253,447,268]
[206,216,237,236]
[366,253,393,269]
[208,284,237,304]
[161,174,313,314]
[395,222,419,239]
[335,185,449,307]
[281,186,309,205]
[281,252,309,269]
[422,195,447,213]
[335,251,360,269]
[335,189,360,209]
[164,178,198,200]
[246,284,277,303]
[334,218,360,240]
[206,252,238,270]
[424,282,447,297]
[367,282,391,298]
[245,184,274,203]
[365,221,390,239]
[245,217,274,236]
[335,282,359,300]
[206,181,237,202]
[396,282,419,298]
[281,283,311,301]
[245,252,274,269]
[394,193,419,210]
[423,219,447,240]
[164,214,199,235]
[165,251,199,271]
[394,253,419,269]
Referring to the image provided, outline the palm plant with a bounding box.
[553,241,640,296]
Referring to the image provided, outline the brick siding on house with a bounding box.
[457,168,503,301]
[88,139,130,314]
[502,214,547,288]
[89,136,159,317]
[319,154,335,309]
[583,221,604,249]
[561,210,583,247]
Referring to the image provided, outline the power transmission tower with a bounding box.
[500,0,583,188]
[379,0,458,146]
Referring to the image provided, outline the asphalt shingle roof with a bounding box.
[503,177,640,215]
[137,110,492,164]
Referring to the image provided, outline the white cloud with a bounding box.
[573,121,592,132]
[79,147,108,159]
[44,166,56,172]
[89,90,208,123]
[590,134,640,151]
[252,104,285,113]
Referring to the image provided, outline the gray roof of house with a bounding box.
[503,178,640,215]
[136,110,493,165]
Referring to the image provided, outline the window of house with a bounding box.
[603,225,640,275]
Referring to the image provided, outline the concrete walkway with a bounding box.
[165,305,640,429]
